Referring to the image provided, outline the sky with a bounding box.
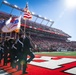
[0,0,76,41]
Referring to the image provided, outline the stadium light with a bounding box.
[38,15,41,17]
[14,5,18,8]
[2,0,23,11]
[3,0,9,4]
[49,19,53,22]
[31,12,35,15]
[2,0,54,26]
[44,17,47,20]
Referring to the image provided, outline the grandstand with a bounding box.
[0,0,76,52]
[0,11,76,52]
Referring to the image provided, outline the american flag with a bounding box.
[23,3,32,20]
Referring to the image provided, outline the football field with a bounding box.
[35,51,76,56]
[0,51,76,75]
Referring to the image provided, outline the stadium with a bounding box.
[0,0,76,75]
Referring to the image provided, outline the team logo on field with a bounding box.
[0,56,76,75]
[29,56,76,75]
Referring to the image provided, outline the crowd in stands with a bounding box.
[31,35,76,52]
[0,32,76,52]
[21,19,75,52]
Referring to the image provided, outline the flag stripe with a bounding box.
[23,4,32,19]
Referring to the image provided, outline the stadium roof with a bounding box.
[0,11,71,38]
[2,0,54,27]
[0,0,71,38]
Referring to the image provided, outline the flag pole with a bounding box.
[23,2,28,36]
[23,2,28,35]
[9,7,14,38]
[14,28,16,39]
[24,19,26,35]
[23,2,32,37]
[20,11,25,34]
[15,11,23,39]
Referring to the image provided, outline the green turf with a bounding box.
[35,51,76,56]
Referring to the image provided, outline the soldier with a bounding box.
[0,41,4,64]
[16,33,24,71]
[22,32,35,74]
[3,37,10,66]
[10,39,17,68]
